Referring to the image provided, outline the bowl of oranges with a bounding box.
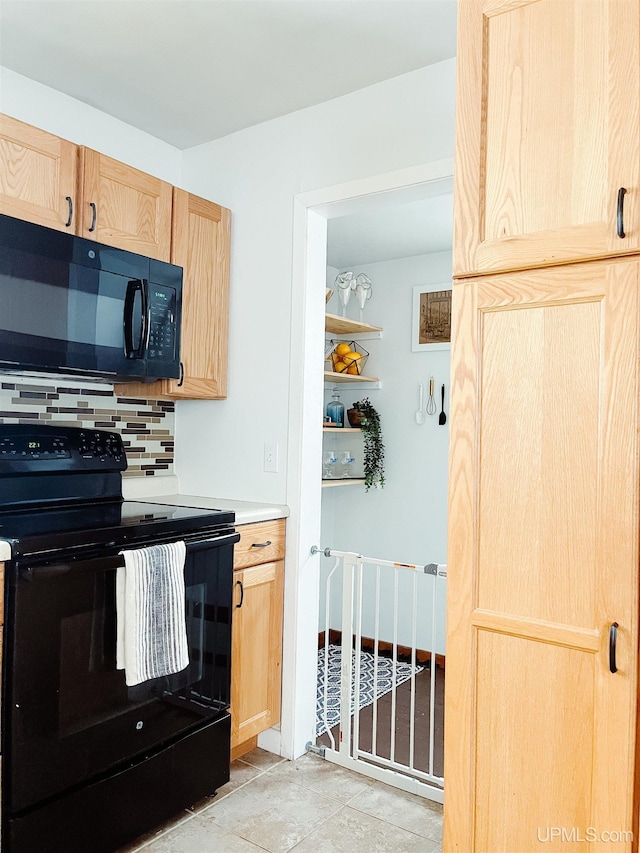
[326,340,369,376]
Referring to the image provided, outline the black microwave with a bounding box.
[0,214,182,383]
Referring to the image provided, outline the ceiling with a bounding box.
[0,0,457,150]
[327,192,453,268]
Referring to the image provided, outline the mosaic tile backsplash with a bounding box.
[0,377,174,478]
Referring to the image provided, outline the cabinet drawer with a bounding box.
[233,520,285,569]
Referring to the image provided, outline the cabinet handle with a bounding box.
[609,622,619,673]
[177,361,185,387]
[617,188,627,238]
[88,202,97,233]
[236,579,244,609]
[251,541,272,548]
[64,196,73,228]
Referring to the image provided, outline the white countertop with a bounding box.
[0,540,10,561]
[135,494,289,526]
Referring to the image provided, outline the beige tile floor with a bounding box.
[125,748,443,853]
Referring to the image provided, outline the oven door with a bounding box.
[3,531,236,814]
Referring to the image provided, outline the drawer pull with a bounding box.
[251,541,272,548]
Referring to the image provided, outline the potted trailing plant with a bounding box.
[347,398,385,490]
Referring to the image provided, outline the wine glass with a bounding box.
[339,450,355,478]
[323,450,338,479]
[335,272,354,317]
[354,274,372,322]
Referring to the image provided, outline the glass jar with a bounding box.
[326,391,345,427]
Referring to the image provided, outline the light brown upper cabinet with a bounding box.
[444,258,640,851]
[454,0,640,277]
[0,114,78,232]
[163,189,230,399]
[78,148,172,261]
[115,189,231,400]
[0,115,232,401]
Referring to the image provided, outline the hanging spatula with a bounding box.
[439,384,447,425]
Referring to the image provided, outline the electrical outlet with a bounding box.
[264,441,279,473]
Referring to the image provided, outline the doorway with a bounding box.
[282,161,453,797]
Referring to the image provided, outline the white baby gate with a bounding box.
[310,546,446,804]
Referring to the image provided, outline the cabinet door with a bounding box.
[79,148,172,260]
[0,114,78,232]
[444,260,639,851]
[454,0,640,277]
[231,560,284,749]
[114,188,231,401]
[163,188,231,399]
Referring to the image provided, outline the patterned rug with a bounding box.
[316,643,424,736]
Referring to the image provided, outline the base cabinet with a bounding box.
[231,521,285,757]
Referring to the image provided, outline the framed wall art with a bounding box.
[412,283,452,352]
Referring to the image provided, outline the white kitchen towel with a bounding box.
[116,541,189,687]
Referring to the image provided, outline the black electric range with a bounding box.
[0,424,239,853]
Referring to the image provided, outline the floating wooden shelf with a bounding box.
[322,478,366,488]
[325,313,382,336]
[322,427,362,433]
[324,371,378,384]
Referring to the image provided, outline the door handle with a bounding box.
[236,579,244,609]
[123,279,149,359]
[609,622,619,673]
[64,196,73,228]
[88,201,97,233]
[617,188,627,239]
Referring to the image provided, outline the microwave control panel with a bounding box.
[147,284,177,361]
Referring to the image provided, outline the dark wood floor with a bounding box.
[318,660,444,780]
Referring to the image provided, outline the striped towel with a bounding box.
[116,541,189,687]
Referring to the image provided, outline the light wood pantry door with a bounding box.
[0,114,78,232]
[454,0,640,277]
[443,259,640,852]
[79,148,172,260]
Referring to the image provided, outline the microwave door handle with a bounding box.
[123,279,148,359]
[140,278,150,354]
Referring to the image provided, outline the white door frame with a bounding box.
[265,158,454,760]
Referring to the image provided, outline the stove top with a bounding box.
[0,500,235,560]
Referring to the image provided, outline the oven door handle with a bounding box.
[186,531,240,552]
[20,532,240,579]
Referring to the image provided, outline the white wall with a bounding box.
[321,250,451,654]
[0,67,181,185]
[176,59,456,503]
